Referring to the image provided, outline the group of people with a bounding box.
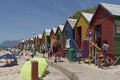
[51,35,63,62]
[41,35,64,62]
[16,27,110,66]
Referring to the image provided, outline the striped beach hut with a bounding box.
[90,3,120,58]
[75,12,93,49]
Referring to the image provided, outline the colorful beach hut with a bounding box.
[56,25,64,42]
[63,18,78,50]
[90,3,120,58]
[36,34,42,52]
[75,12,93,49]
[42,29,51,48]
[50,27,57,45]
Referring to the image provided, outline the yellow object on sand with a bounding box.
[20,58,48,80]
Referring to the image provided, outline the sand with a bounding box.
[0,50,31,80]
[1,50,120,80]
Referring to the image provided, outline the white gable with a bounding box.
[38,34,42,38]
[81,12,93,22]
[67,19,77,29]
[58,25,64,32]
[100,3,120,16]
[45,29,51,36]
[52,28,57,34]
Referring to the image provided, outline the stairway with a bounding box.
[89,41,105,69]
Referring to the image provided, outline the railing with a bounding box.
[89,41,101,68]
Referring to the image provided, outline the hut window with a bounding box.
[116,26,120,33]
[115,21,120,33]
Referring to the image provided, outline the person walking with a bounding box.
[51,35,60,62]
[58,40,64,61]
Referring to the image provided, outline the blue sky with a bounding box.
[0,0,120,43]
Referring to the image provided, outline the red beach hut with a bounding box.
[90,3,120,58]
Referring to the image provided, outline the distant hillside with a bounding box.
[0,40,20,48]
[69,6,97,19]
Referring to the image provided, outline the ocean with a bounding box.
[0,46,14,50]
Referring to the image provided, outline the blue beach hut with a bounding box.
[63,18,78,50]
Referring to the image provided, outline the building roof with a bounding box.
[100,3,120,16]
[58,25,64,32]
[38,34,42,39]
[67,19,77,29]
[52,27,57,34]
[45,29,51,36]
[81,12,93,22]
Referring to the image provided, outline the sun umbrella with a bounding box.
[0,53,15,59]
[20,57,48,80]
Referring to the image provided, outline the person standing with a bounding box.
[103,40,109,67]
[86,27,92,41]
[41,43,46,58]
[31,43,35,58]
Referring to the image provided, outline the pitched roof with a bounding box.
[67,19,77,29]
[58,25,64,32]
[81,12,93,22]
[38,34,42,38]
[45,29,51,36]
[52,27,57,34]
[100,3,120,16]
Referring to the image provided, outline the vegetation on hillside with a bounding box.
[69,6,97,19]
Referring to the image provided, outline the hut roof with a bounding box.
[45,29,51,36]
[58,25,64,32]
[67,19,77,29]
[52,27,57,34]
[38,34,42,39]
[100,3,120,16]
[81,12,93,22]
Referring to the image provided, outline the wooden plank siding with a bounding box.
[42,31,50,46]
[42,31,47,44]
[50,30,55,45]
[91,4,114,58]
[63,19,77,50]
[56,27,63,42]
[75,14,90,49]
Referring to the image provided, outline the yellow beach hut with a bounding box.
[42,29,51,47]
[75,12,93,49]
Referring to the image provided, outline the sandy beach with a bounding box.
[0,50,69,80]
[1,50,120,80]
[0,50,30,80]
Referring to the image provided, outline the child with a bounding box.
[74,52,81,64]
[48,48,53,59]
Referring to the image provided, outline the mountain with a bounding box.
[0,40,20,48]
[69,6,97,19]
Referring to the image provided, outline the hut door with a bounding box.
[75,27,81,49]
[95,25,101,48]
[63,31,68,48]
